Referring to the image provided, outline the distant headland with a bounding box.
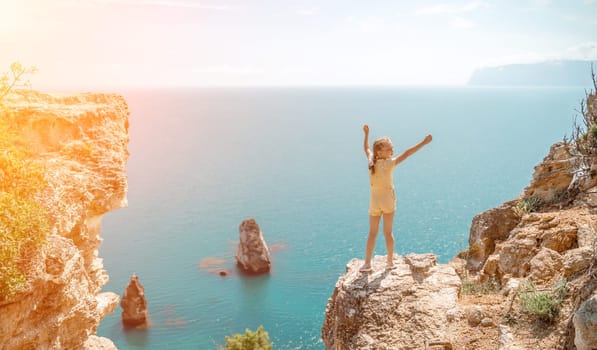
[468,60,596,87]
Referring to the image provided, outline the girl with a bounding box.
[360,124,432,272]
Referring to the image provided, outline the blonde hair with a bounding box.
[368,137,392,174]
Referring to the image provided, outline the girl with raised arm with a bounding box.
[360,124,432,272]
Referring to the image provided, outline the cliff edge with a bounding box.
[323,92,597,349]
[0,91,129,350]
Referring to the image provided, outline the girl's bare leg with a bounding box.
[382,212,395,267]
[361,215,381,271]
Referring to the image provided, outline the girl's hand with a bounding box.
[424,134,433,144]
[363,124,369,134]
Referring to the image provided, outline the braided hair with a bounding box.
[368,137,391,175]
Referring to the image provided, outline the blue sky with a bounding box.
[1,0,596,88]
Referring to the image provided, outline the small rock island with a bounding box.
[236,218,272,274]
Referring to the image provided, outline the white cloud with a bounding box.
[191,65,258,75]
[415,1,487,15]
[531,0,553,6]
[563,42,597,60]
[415,4,451,15]
[481,53,557,67]
[61,0,234,10]
[450,17,475,28]
[296,7,319,16]
[480,42,597,68]
[131,0,234,10]
[346,15,386,33]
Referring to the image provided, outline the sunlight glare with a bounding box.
[0,2,21,34]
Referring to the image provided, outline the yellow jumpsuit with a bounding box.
[369,158,397,216]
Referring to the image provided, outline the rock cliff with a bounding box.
[322,254,461,350]
[323,92,597,349]
[0,90,129,350]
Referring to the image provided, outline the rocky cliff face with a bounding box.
[0,91,129,350]
[323,93,597,349]
[322,254,461,350]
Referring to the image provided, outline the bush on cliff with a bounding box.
[0,62,49,302]
[566,64,597,156]
[0,62,37,103]
[518,278,568,322]
[218,325,273,350]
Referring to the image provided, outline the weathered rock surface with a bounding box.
[0,90,129,349]
[487,208,593,283]
[467,201,520,272]
[523,142,576,201]
[322,254,461,350]
[573,294,597,350]
[236,218,271,274]
[121,274,149,328]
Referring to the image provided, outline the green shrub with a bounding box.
[518,278,568,322]
[514,197,542,216]
[218,325,273,350]
[591,124,597,139]
[461,276,500,295]
[0,62,49,301]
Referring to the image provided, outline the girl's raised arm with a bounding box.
[363,124,372,158]
[393,134,432,166]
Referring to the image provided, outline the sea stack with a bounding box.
[236,218,272,274]
[121,274,149,328]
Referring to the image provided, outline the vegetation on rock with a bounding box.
[218,325,273,350]
[565,64,597,156]
[514,196,543,216]
[518,278,568,322]
[0,62,49,301]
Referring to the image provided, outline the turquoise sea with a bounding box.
[97,86,589,349]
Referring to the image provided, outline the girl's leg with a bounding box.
[382,212,395,267]
[361,215,381,271]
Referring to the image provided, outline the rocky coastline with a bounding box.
[323,92,597,349]
[0,91,129,350]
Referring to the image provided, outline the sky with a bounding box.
[1,0,596,89]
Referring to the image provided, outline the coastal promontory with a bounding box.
[0,90,129,349]
[323,91,597,349]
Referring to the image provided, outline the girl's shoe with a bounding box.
[385,262,397,270]
[359,264,372,272]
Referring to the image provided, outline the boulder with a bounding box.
[496,230,538,277]
[322,254,460,350]
[465,305,484,326]
[467,201,520,272]
[539,221,578,252]
[121,274,149,328]
[563,246,594,277]
[498,325,524,350]
[528,247,563,283]
[573,295,597,350]
[83,335,118,350]
[523,142,574,202]
[236,218,271,274]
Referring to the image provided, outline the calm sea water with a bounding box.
[97,86,588,349]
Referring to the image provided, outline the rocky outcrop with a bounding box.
[121,274,149,328]
[573,295,597,350]
[236,218,271,274]
[323,91,597,350]
[322,254,461,350]
[467,201,520,272]
[0,91,129,349]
